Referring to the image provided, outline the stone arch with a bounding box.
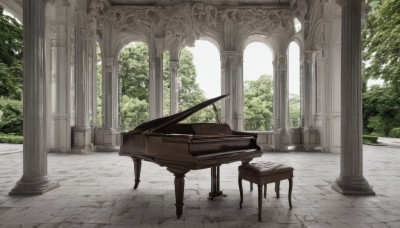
[239,33,278,61]
[112,32,148,61]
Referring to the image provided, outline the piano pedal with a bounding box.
[207,191,227,200]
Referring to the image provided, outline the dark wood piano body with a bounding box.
[119,95,261,218]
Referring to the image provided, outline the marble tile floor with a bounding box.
[0,140,400,228]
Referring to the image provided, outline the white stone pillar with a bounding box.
[221,51,242,130]
[149,38,164,119]
[274,54,290,150]
[10,0,59,195]
[331,0,374,195]
[170,60,179,114]
[71,1,92,153]
[301,51,320,151]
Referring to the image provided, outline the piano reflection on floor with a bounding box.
[120,94,261,218]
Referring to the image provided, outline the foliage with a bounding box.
[362,135,378,144]
[363,0,400,94]
[117,43,215,130]
[362,85,400,136]
[389,128,400,138]
[289,94,300,128]
[0,6,23,100]
[0,98,23,135]
[119,95,149,130]
[177,48,217,123]
[0,133,23,144]
[96,45,102,128]
[244,74,273,131]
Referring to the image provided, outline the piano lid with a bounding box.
[128,94,229,134]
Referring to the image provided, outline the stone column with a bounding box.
[331,0,374,195]
[10,0,59,195]
[71,0,92,153]
[302,51,320,151]
[149,38,164,119]
[221,51,242,130]
[274,54,290,150]
[93,57,119,151]
[170,60,179,114]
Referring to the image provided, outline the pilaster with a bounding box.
[221,51,243,130]
[94,57,120,151]
[71,0,93,153]
[149,38,164,120]
[10,0,59,195]
[302,51,321,151]
[170,60,179,114]
[331,0,374,195]
[274,55,290,151]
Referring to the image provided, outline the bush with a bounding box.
[363,135,378,144]
[0,98,23,135]
[389,128,400,138]
[0,134,23,144]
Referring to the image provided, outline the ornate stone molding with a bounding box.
[105,3,294,46]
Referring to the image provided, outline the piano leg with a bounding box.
[132,157,142,189]
[208,166,226,199]
[167,168,188,219]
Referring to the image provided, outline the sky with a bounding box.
[188,40,301,98]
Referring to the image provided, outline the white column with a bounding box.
[149,38,164,119]
[276,55,289,131]
[331,0,374,195]
[221,51,242,130]
[170,60,179,114]
[10,0,59,195]
[301,51,320,151]
[274,54,290,150]
[71,1,92,153]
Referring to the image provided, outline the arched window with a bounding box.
[288,41,301,128]
[179,40,221,123]
[243,42,274,131]
[118,41,150,130]
[163,50,171,116]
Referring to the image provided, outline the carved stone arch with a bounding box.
[112,33,148,60]
[197,34,222,54]
[288,37,304,55]
[239,33,277,60]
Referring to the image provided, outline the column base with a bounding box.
[331,175,375,195]
[9,176,59,195]
[301,128,323,152]
[93,128,120,152]
[71,126,93,153]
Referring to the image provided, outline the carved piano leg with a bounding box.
[132,157,142,189]
[167,168,188,219]
[174,172,185,219]
[208,166,226,199]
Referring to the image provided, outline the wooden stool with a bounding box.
[238,162,294,222]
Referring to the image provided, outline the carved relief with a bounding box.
[105,3,295,46]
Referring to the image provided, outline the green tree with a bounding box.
[362,85,400,136]
[0,6,23,100]
[289,94,301,128]
[117,43,215,130]
[244,74,273,131]
[363,0,400,92]
[178,48,217,123]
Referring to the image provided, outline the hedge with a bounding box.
[363,135,378,144]
[0,134,23,144]
[0,98,23,135]
[389,128,400,138]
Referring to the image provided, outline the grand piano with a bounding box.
[120,94,261,218]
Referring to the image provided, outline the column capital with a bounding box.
[170,60,179,70]
[304,51,316,64]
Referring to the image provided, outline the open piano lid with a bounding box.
[128,94,229,134]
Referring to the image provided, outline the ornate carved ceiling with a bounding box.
[108,0,291,6]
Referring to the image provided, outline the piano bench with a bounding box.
[238,162,294,222]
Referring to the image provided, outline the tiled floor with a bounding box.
[0,138,400,227]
